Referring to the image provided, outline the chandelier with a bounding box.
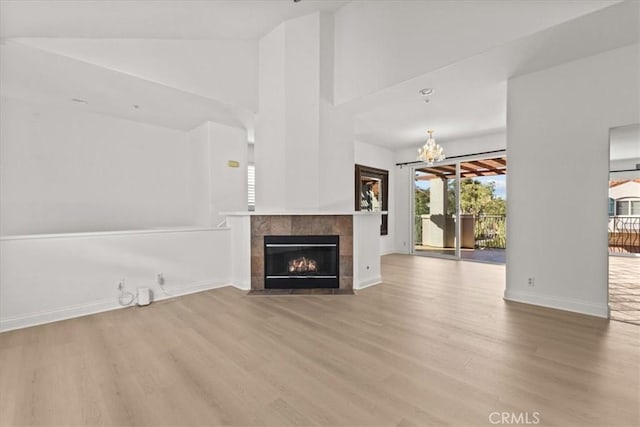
[417,130,445,165]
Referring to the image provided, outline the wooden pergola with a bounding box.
[415,156,506,180]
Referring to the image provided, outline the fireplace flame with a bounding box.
[288,257,318,273]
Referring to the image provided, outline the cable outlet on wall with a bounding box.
[527,277,535,287]
[157,273,165,286]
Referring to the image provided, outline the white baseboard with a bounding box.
[229,281,250,291]
[504,289,609,318]
[355,276,383,290]
[0,281,229,333]
[391,249,410,255]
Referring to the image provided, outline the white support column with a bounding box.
[255,12,352,212]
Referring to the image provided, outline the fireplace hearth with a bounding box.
[264,235,339,289]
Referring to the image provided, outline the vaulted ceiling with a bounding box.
[1,0,636,149]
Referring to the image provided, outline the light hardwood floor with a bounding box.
[1,254,638,426]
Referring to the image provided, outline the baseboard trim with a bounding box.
[355,276,383,290]
[504,289,609,318]
[229,281,250,291]
[0,281,229,332]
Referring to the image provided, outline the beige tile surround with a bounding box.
[250,215,353,290]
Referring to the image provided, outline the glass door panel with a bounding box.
[414,167,457,257]
[412,155,507,264]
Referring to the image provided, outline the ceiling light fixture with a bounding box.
[417,130,445,165]
[419,88,433,96]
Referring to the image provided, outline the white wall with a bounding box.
[256,12,355,212]
[0,228,232,331]
[610,123,640,171]
[609,181,640,200]
[353,213,383,289]
[255,23,287,211]
[506,45,639,318]
[354,140,395,255]
[226,216,251,291]
[393,131,507,254]
[0,97,208,235]
[206,122,248,225]
[394,131,506,164]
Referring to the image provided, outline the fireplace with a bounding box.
[264,235,340,289]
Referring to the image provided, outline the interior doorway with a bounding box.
[608,124,640,325]
[413,155,506,264]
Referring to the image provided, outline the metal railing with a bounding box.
[474,215,506,249]
[414,214,506,250]
[609,216,640,253]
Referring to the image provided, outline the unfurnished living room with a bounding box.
[0,1,639,426]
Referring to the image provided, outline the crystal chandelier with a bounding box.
[417,130,445,165]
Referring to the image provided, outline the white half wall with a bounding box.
[505,45,639,318]
[0,97,207,235]
[355,140,395,255]
[0,228,232,331]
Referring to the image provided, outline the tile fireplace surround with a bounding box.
[250,215,353,290]
[224,211,383,291]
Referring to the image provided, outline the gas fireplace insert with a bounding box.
[264,235,340,289]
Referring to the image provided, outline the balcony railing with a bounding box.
[609,216,640,254]
[474,215,506,249]
[414,214,506,250]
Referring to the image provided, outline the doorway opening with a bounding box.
[608,123,639,325]
[413,155,506,264]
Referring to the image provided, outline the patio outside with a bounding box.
[609,256,640,325]
[608,178,639,325]
[414,156,506,264]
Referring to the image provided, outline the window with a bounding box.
[248,164,255,211]
[616,200,629,216]
[609,198,615,216]
[615,198,640,216]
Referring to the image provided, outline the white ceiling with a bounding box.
[11,38,259,112]
[0,41,252,130]
[0,0,349,40]
[347,0,640,148]
[0,0,637,148]
[332,0,621,105]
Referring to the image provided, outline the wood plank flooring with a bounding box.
[1,254,638,426]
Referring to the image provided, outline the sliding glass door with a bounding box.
[414,165,458,258]
[412,154,507,264]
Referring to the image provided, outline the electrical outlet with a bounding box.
[157,273,165,286]
[527,277,535,287]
